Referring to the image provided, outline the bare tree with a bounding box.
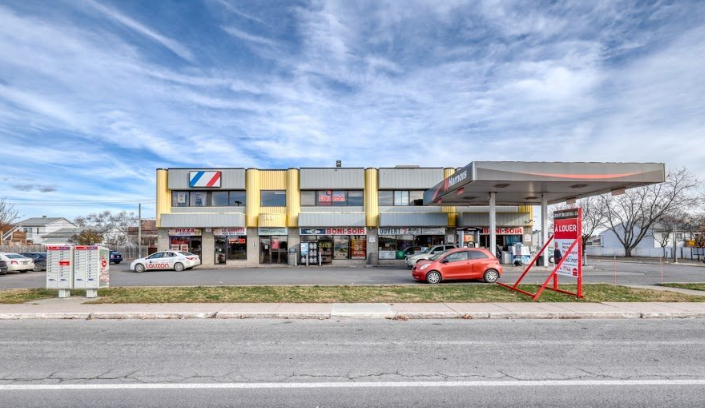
[600,168,700,257]
[74,210,138,247]
[0,197,21,231]
[651,211,683,258]
[70,229,104,245]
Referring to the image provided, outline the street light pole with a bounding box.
[672,223,677,264]
[138,203,142,259]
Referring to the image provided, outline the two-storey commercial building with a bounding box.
[155,167,534,267]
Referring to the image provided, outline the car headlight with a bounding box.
[420,263,431,270]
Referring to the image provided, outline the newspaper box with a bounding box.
[46,245,74,298]
[74,245,110,298]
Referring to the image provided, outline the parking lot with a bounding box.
[0,258,703,290]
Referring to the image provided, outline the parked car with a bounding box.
[130,251,200,273]
[405,244,457,268]
[0,253,34,273]
[411,247,502,284]
[20,252,47,272]
[110,251,123,264]
[0,260,8,275]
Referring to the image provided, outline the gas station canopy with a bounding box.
[424,161,666,206]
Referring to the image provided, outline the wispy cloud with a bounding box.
[81,0,195,61]
[222,26,278,47]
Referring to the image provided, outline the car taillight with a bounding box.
[11,261,17,264]
[187,257,195,260]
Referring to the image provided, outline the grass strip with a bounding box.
[662,283,705,292]
[2,284,704,304]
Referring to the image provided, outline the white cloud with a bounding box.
[81,0,195,61]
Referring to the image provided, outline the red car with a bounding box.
[411,247,502,284]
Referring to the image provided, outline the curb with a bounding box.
[1,311,704,320]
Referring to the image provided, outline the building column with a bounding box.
[489,192,497,258]
[541,194,548,266]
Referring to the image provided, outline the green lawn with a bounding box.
[2,284,704,304]
[662,283,705,292]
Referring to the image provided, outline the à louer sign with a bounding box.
[553,209,580,278]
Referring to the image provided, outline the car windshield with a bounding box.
[429,252,445,261]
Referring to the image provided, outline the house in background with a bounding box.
[16,216,77,245]
[589,222,696,258]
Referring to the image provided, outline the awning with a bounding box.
[425,161,666,206]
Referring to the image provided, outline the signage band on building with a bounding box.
[258,227,288,236]
[214,227,246,236]
[299,227,367,236]
[481,227,524,235]
[378,227,446,236]
[168,228,202,236]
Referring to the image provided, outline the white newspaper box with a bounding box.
[73,245,110,298]
[46,245,74,298]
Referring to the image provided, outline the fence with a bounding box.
[586,246,704,261]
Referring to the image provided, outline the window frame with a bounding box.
[260,190,287,207]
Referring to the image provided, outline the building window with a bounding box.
[409,191,424,206]
[348,191,364,206]
[171,191,246,207]
[190,192,209,207]
[229,191,246,207]
[394,191,409,206]
[172,191,189,207]
[261,190,286,207]
[301,190,363,206]
[379,190,426,206]
[211,192,229,207]
[378,191,393,206]
[301,191,315,206]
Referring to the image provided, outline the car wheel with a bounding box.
[134,264,146,273]
[33,264,42,272]
[426,271,442,284]
[483,269,500,283]
[115,261,121,264]
[174,262,185,272]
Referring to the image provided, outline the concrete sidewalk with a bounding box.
[2,298,705,320]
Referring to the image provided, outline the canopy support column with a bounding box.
[541,194,548,267]
[489,192,497,258]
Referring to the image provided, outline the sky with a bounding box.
[1,0,704,221]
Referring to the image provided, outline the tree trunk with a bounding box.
[624,246,632,257]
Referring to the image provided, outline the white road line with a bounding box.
[1,380,705,391]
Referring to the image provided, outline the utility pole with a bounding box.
[138,203,142,259]
[672,223,678,264]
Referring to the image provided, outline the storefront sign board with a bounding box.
[258,227,288,236]
[481,227,524,235]
[168,228,202,236]
[378,227,446,236]
[299,227,367,236]
[214,227,246,236]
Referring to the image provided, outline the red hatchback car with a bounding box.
[411,247,502,284]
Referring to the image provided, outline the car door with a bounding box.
[164,252,179,269]
[145,252,164,270]
[439,251,471,280]
[468,250,491,278]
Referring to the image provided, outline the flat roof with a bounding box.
[424,161,666,206]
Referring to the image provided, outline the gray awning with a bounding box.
[298,212,366,227]
[160,213,246,228]
[379,212,448,227]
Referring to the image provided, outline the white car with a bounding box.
[0,253,34,273]
[130,251,201,273]
[405,245,457,268]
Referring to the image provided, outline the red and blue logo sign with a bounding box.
[189,171,222,188]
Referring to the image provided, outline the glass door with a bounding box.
[259,237,271,264]
[333,236,350,260]
[214,236,227,264]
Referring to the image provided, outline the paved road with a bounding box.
[1,258,704,289]
[1,319,704,407]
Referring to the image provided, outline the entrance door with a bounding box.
[259,237,271,264]
[214,236,227,264]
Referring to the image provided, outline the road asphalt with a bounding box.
[1,319,704,407]
[0,258,704,289]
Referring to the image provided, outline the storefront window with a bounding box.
[190,191,208,207]
[409,191,424,206]
[211,192,229,207]
[214,235,247,263]
[394,191,409,206]
[378,191,393,206]
[301,191,315,206]
[261,190,286,207]
[300,234,366,261]
[229,191,246,207]
[348,191,364,206]
[172,191,189,207]
[169,236,202,258]
[259,235,288,264]
[333,236,349,259]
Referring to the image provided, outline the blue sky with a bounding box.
[1,0,704,220]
